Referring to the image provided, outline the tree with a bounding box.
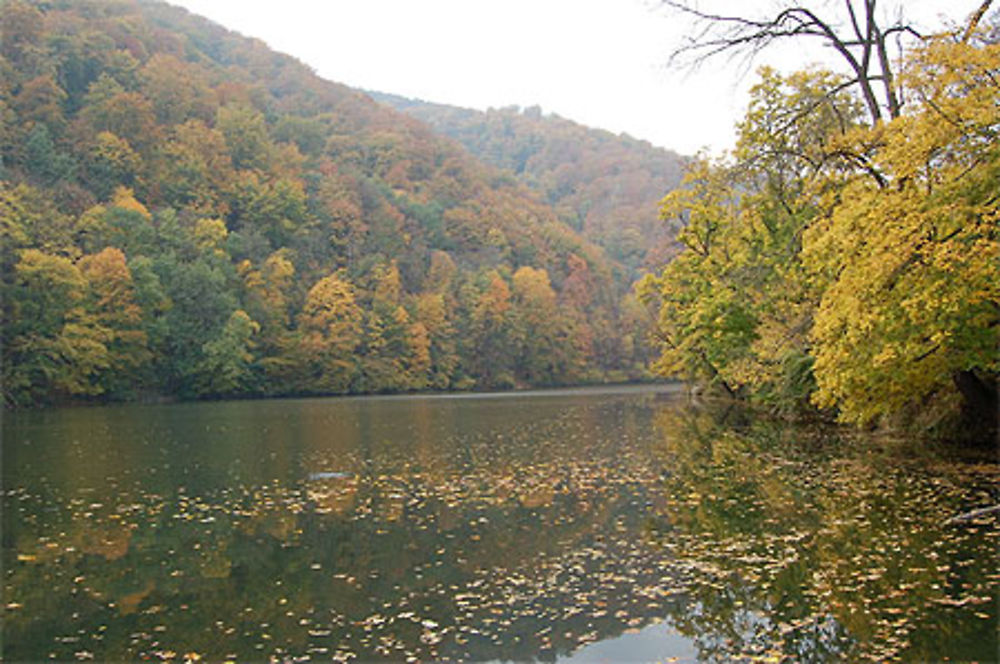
[3,249,111,405]
[217,104,272,171]
[638,158,756,397]
[152,119,234,215]
[1,1,44,71]
[413,291,459,389]
[193,309,260,397]
[661,0,978,124]
[465,270,518,388]
[510,265,567,384]
[296,272,363,393]
[641,65,873,407]
[77,247,151,396]
[24,123,77,185]
[403,320,433,389]
[75,74,158,153]
[12,75,68,133]
[0,0,643,405]
[157,254,240,396]
[82,131,141,199]
[804,34,1000,432]
[644,10,999,435]
[356,262,412,391]
[76,187,157,256]
[138,53,214,127]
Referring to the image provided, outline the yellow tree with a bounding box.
[806,34,1000,432]
[77,247,151,395]
[296,272,363,393]
[404,320,433,389]
[3,250,111,404]
[413,291,459,389]
[511,265,566,384]
[241,251,295,350]
[467,270,517,387]
[640,67,867,408]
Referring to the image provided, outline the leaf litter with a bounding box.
[2,396,997,662]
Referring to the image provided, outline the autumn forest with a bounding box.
[1,0,997,442]
[1,0,670,408]
[3,1,999,661]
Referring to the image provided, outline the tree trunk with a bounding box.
[952,369,999,439]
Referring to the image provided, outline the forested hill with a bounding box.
[0,0,657,407]
[370,92,687,277]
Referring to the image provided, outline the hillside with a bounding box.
[369,93,687,278]
[0,0,656,406]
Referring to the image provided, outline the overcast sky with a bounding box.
[167,0,983,156]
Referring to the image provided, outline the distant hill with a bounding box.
[0,0,656,406]
[369,92,688,278]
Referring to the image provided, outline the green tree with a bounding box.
[81,131,141,199]
[217,104,272,171]
[156,255,240,397]
[23,123,77,185]
[192,309,260,397]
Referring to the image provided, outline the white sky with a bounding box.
[167,0,983,156]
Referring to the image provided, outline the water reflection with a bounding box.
[3,387,997,662]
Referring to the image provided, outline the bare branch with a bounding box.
[662,1,928,125]
[963,0,995,41]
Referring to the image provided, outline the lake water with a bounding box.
[3,385,997,662]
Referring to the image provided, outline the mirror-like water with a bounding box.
[3,386,997,662]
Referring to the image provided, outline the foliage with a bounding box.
[373,93,687,277]
[806,36,1000,429]
[641,31,999,437]
[0,0,650,406]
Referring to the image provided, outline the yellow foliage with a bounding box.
[193,218,228,254]
[805,37,1000,425]
[109,186,150,220]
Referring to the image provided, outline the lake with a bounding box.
[3,385,997,662]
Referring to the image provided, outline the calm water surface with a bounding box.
[3,386,997,662]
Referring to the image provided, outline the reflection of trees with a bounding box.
[4,392,995,662]
[2,393,679,662]
[3,475,663,661]
[646,400,999,662]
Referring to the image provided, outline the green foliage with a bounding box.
[3,249,110,405]
[193,309,260,397]
[24,123,76,184]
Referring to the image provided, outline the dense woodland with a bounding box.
[369,94,687,279]
[0,0,659,407]
[639,4,999,440]
[2,0,996,442]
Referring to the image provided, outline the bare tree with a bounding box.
[663,0,994,125]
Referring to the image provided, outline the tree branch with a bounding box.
[963,0,995,42]
[662,1,927,124]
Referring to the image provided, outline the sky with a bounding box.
[167,0,984,156]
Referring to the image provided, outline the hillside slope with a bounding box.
[0,0,655,406]
[370,93,687,278]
